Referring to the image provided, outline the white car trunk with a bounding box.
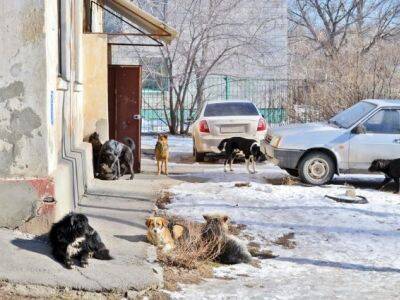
[205,116,260,136]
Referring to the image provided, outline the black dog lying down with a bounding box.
[49,213,112,269]
[218,137,266,174]
[369,159,400,193]
[98,138,136,180]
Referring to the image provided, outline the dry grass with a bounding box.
[156,192,172,209]
[228,223,247,236]
[234,182,251,188]
[163,264,214,291]
[157,219,221,270]
[265,176,299,186]
[273,232,297,249]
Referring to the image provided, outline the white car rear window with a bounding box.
[204,102,259,117]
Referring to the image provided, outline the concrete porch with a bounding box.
[0,158,183,293]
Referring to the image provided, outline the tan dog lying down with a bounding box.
[146,216,185,252]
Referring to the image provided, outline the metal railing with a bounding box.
[141,75,315,133]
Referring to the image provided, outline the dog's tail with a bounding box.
[218,139,230,152]
[124,137,136,151]
[94,244,113,260]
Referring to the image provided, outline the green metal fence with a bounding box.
[141,75,308,133]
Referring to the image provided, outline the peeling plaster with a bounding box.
[21,7,44,45]
[0,81,24,102]
[0,107,42,175]
[10,63,22,77]
[10,107,42,139]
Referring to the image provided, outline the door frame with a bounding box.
[108,64,142,173]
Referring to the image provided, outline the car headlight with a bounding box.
[271,136,282,147]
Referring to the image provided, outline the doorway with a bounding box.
[108,65,142,173]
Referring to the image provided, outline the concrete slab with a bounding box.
[0,166,176,292]
[0,157,207,292]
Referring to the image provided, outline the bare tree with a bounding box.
[289,0,400,57]
[156,0,270,133]
[288,0,400,121]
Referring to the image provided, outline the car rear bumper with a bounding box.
[264,144,304,169]
[195,132,266,153]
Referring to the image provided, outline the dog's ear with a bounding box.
[145,217,153,228]
[203,214,210,222]
[163,134,168,139]
[161,218,169,227]
[221,215,229,223]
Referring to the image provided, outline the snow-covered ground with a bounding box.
[142,135,193,153]
[165,164,400,299]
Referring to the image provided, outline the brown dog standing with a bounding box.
[155,134,169,175]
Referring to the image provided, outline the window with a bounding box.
[204,102,259,117]
[329,101,376,129]
[363,109,400,134]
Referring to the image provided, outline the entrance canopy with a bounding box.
[89,0,178,46]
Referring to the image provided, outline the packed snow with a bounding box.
[165,164,400,299]
[141,134,193,153]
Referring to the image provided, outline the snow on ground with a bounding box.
[165,165,400,299]
[142,135,193,153]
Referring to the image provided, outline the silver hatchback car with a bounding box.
[263,99,400,185]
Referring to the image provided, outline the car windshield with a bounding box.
[329,101,376,129]
[204,102,259,117]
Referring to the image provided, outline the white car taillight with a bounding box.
[257,118,267,131]
[199,120,210,133]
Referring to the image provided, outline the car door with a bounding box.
[348,108,400,170]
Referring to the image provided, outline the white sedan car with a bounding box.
[189,100,267,162]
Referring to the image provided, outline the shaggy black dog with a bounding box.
[201,214,252,264]
[98,138,135,180]
[49,213,112,269]
[369,159,400,193]
[218,137,266,174]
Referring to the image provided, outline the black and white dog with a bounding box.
[218,137,265,174]
[369,159,400,193]
[98,138,135,180]
[49,213,112,269]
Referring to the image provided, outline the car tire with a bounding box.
[194,147,205,162]
[298,152,335,185]
[285,169,299,177]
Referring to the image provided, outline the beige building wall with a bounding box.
[83,34,109,142]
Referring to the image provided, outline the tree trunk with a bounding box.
[168,83,177,134]
[179,102,185,134]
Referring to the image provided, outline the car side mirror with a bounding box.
[352,124,366,134]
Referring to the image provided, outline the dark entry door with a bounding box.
[108,65,142,173]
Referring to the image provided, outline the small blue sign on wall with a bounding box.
[50,91,54,126]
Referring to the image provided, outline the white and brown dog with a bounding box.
[145,216,185,252]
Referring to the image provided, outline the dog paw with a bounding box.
[81,261,88,268]
[65,263,73,269]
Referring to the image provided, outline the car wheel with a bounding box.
[285,169,299,177]
[298,152,335,185]
[194,147,205,162]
